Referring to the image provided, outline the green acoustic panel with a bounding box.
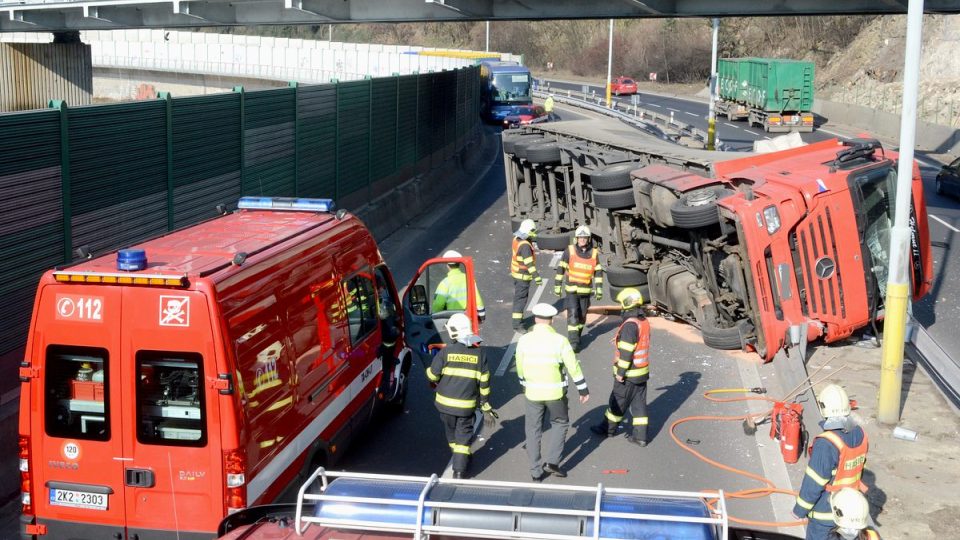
[297,83,338,199]
[370,78,398,183]
[244,87,296,196]
[337,80,371,197]
[396,75,419,168]
[416,75,435,160]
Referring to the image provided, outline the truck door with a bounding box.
[401,256,479,367]
[29,285,127,539]
[120,288,224,537]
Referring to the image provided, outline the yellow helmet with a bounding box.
[616,288,644,309]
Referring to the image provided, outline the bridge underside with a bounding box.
[1,0,958,33]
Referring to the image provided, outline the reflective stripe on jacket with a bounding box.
[558,244,603,294]
[793,424,867,523]
[432,268,485,313]
[817,430,869,492]
[515,324,588,401]
[613,317,650,383]
[511,237,538,281]
[427,342,490,417]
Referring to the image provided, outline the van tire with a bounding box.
[670,187,733,228]
[525,142,562,164]
[593,187,636,210]
[701,319,753,350]
[589,163,637,191]
[606,266,648,288]
[535,231,571,251]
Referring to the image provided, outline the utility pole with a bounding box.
[328,24,333,43]
[707,18,719,151]
[606,19,613,108]
[486,21,490,52]
[878,0,924,425]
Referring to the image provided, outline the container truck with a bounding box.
[717,58,815,133]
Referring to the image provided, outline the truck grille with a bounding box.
[792,207,846,320]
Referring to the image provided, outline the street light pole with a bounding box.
[486,21,490,52]
[878,0,924,425]
[606,19,613,108]
[707,18,719,151]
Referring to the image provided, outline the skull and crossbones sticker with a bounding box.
[159,296,190,327]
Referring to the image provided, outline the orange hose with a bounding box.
[671,389,808,529]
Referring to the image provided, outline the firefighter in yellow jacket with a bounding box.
[554,226,603,352]
[510,219,541,332]
[590,288,650,446]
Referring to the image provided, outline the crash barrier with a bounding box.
[814,98,960,156]
[532,89,728,151]
[906,314,960,411]
[0,66,480,395]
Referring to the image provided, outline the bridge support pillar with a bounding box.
[0,37,92,112]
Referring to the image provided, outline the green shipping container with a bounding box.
[718,58,814,114]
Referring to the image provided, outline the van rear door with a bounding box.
[29,284,127,538]
[401,256,479,367]
[120,287,224,537]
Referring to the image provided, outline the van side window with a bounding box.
[344,275,377,344]
[135,351,207,447]
[45,346,110,441]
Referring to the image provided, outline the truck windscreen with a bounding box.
[491,72,531,103]
[851,165,896,298]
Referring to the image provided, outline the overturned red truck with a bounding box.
[503,132,931,361]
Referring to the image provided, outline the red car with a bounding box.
[611,76,638,96]
[502,104,548,128]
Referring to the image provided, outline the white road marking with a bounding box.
[684,111,698,117]
[724,122,739,128]
[648,103,661,108]
[763,136,772,140]
[667,108,680,113]
[495,251,562,377]
[931,214,960,233]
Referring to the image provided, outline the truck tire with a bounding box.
[701,319,753,350]
[670,187,732,228]
[502,136,520,155]
[589,163,637,191]
[593,187,635,210]
[526,142,562,164]
[606,265,648,288]
[513,137,545,160]
[535,231,571,251]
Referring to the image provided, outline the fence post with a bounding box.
[289,81,299,196]
[331,78,339,202]
[394,73,400,173]
[159,92,175,230]
[414,73,420,172]
[233,86,246,195]
[367,75,373,201]
[50,99,72,262]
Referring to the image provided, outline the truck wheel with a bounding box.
[502,135,520,155]
[513,137,545,160]
[670,187,732,228]
[593,187,635,210]
[701,319,753,350]
[589,162,637,191]
[526,142,562,164]
[606,265,648,288]
[535,231,571,251]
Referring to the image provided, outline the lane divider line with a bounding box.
[496,251,562,377]
[685,111,699,117]
[931,214,960,233]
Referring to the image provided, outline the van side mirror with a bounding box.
[410,284,429,316]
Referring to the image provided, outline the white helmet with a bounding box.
[830,488,869,530]
[444,313,472,341]
[516,219,537,238]
[575,225,591,238]
[817,384,851,418]
[443,250,462,258]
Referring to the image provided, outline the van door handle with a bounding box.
[124,468,155,488]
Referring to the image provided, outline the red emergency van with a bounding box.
[16,197,476,539]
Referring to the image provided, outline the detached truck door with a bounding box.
[402,255,480,367]
[120,287,224,537]
[29,284,128,538]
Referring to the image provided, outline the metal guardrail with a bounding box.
[906,315,960,412]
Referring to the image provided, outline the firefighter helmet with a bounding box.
[616,288,644,309]
[817,384,851,418]
[575,225,591,238]
[517,219,537,238]
[830,487,870,530]
[444,313,472,341]
[443,250,462,259]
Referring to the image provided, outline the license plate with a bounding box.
[49,488,108,510]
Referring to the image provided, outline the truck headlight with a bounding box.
[763,206,781,234]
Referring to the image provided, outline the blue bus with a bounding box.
[479,60,532,123]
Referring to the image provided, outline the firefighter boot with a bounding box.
[590,423,615,438]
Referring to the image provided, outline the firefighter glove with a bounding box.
[594,288,602,300]
[483,409,500,429]
[534,276,543,286]
[554,284,562,296]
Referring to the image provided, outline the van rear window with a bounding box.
[45,346,111,441]
[136,351,207,447]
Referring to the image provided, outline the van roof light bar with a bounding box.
[238,197,335,212]
[52,271,189,288]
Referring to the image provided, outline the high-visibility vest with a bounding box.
[816,430,869,493]
[613,317,650,381]
[511,238,535,280]
[565,245,598,286]
[516,325,586,401]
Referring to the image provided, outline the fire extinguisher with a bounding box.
[770,401,805,464]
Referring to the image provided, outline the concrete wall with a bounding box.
[815,98,960,156]
[0,42,92,111]
[93,66,286,101]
